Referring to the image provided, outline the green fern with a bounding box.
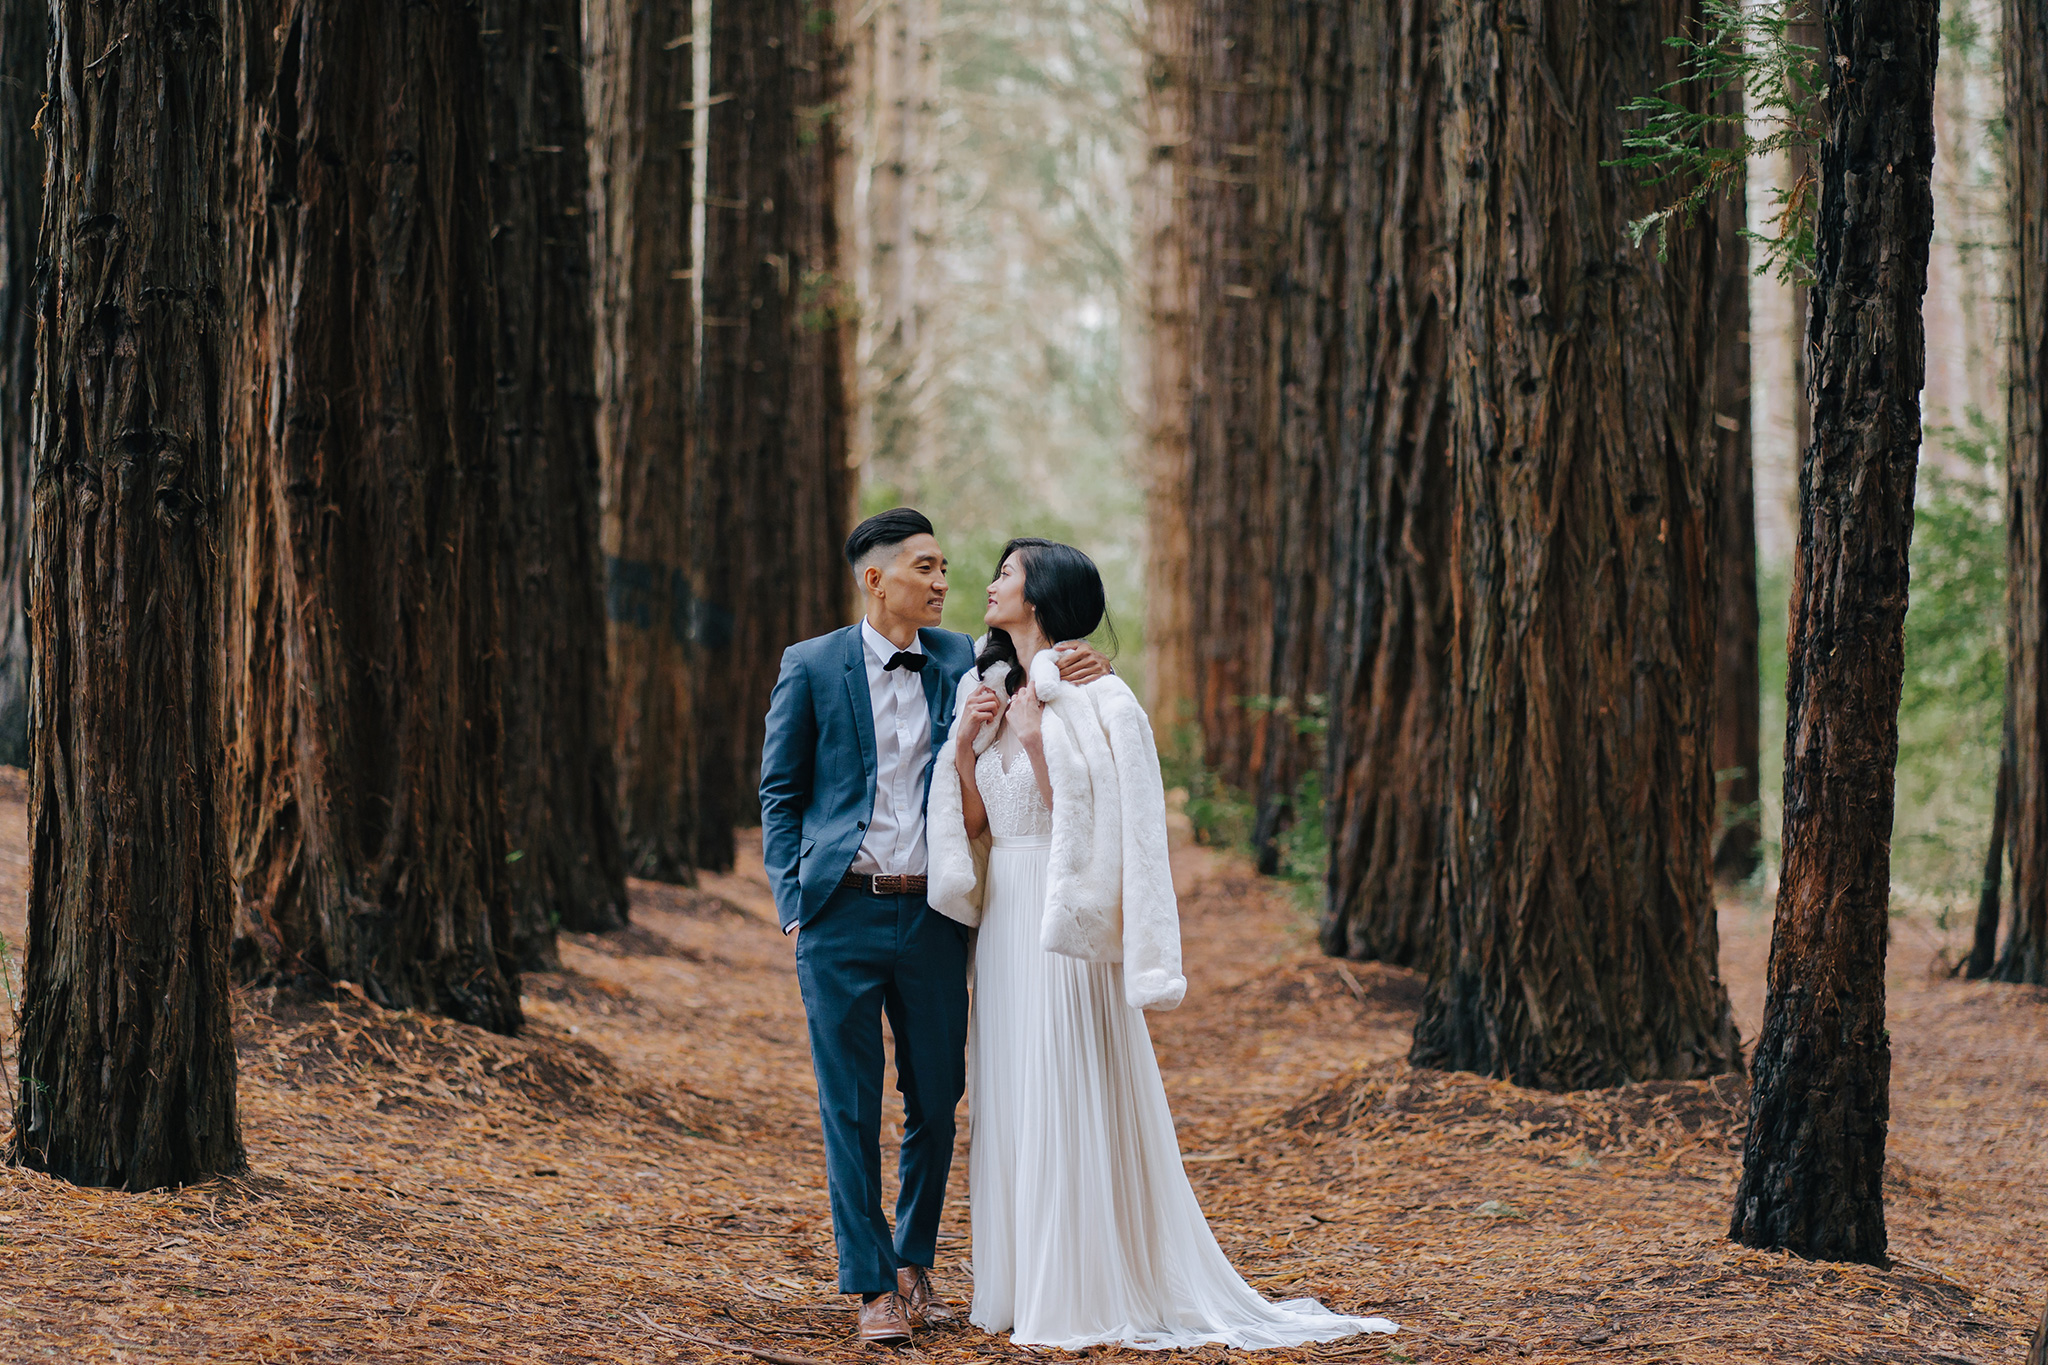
[1608,0,1825,282]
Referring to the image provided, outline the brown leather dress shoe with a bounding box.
[857,1291,914,1345]
[896,1265,956,1326]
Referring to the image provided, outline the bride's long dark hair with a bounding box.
[976,538,1116,697]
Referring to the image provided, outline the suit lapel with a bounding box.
[918,628,952,747]
[842,625,878,779]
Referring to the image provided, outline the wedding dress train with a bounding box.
[965,736,1397,1350]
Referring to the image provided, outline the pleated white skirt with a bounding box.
[966,834,1398,1350]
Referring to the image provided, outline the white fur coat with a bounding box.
[928,650,1186,1012]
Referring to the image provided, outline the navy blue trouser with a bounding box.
[793,884,971,1294]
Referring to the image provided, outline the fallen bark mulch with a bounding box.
[0,808,2040,1363]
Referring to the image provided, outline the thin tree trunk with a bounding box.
[585,0,702,884]
[1998,0,2048,985]
[1411,0,1742,1090]
[0,0,45,770]
[2029,1297,2048,1365]
[1141,0,1196,740]
[482,0,629,967]
[1964,717,2010,978]
[1711,103,1762,886]
[1321,0,1450,969]
[1730,0,1939,1264]
[698,0,854,865]
[225,0,521,1033]
[14,0,244,1188]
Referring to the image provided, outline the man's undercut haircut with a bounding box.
[845,507,937,578]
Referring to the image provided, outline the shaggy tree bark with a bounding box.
[585,0,702,883]
[482,0,629,965]
[698,0,854,863]
[1141,0,1196,736]
[14,0,244,1188]
[224,0,521,1033]
[1730,0,1938,1264]
[0,0,45,770]
[1712,135,1762,885]
[1180,0,1296,806]
[1409,0,1742,1090]
[1253,0,1343,875]
[1321,0,1451,969]
[1998,0,2048,985]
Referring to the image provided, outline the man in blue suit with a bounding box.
[759,507,1109,1344]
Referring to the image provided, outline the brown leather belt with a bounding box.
[840,872,929,896]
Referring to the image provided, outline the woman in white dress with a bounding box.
[937,538,1397,1351]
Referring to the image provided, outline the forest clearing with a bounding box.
[1,786,2039,1364]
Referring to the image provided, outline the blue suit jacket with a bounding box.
[759,623,978,930]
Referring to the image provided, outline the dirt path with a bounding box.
[0,802,2041,1363]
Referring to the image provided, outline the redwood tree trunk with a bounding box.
[1255,0,1341,874]
[1730,0,1938,1264]
[482,0,629,965]
[1711,114,1762,886]
[1321,0,1451,969]
[1410,0,1741,1090]
[14,0,244,1188]
[1998,0,2048,985]
[585,0,702,883]
[0,0,45,770]
[225,0,521,1033]
[1141,0,1196,735]
[699,0,854,863]
[1180,0,1291,805]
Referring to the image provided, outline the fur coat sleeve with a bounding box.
[927,663,1001,928]
[1029,654,1187,1012]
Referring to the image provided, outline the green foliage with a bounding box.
[1892,415,2006,910]
[1608,0,1823,281]
[1159,696,1329,912]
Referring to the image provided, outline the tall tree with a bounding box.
[1320,0,1452,969]
[1141,0,1196,735]
[224,0,521,1033]
[1409,0,1742,1089]
[481,0,629,965]
[1731,0,1939,1263]
[0,0,45,770]
[1711,84,1762,886]
[1175,0,1328,870]
[698,0,855,862]
[842,0,941,475]
[585,0,703,883]
[15,0,244,1188]
[1997,0,2048,984]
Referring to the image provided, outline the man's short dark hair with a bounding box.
[844,507,937,572]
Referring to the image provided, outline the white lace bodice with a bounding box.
[976,737,1052,841]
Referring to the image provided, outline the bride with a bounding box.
[926,538,1398,1351]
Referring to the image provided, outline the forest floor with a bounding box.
[0,785,2043,1364]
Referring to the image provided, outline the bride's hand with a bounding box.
[1007,681,1044,748]
[956,684,1002,751]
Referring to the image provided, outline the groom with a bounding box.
[759,507,1110,1344]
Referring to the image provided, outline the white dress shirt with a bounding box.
[849,620,932,876]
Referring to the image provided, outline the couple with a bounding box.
[759,508,1397,1351]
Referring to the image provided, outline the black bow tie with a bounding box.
[884,651,927,673]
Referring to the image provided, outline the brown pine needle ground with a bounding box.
[0,794,2041,1363]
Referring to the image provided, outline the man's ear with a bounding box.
[861,564,883,598]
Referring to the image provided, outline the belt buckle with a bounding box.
[873,873,905,895]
